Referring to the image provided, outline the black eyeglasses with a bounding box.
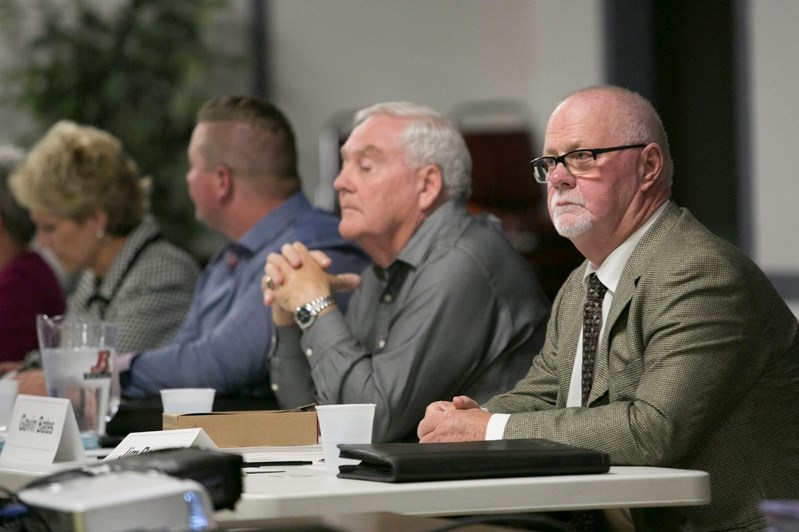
[530,144,646,184]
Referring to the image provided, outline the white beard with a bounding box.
[550,190,593,238]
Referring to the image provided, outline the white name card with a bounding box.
[1,395,85,463]
[103,428,217,462]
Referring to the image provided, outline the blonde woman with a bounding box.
[10,121,199,354]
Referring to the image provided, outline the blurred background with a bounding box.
[0,0,796,314]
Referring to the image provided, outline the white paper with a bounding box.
[1,395,86,463]
[103,428,217,461]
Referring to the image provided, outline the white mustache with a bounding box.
[550,190,586,211]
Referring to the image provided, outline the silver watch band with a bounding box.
[295,295,336,330]
[302,295,336,314]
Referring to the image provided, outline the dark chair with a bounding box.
[316,108,358,214]
[449,100,582,300]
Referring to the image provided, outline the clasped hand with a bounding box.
[417,395,492,442]
[261,241,360,326]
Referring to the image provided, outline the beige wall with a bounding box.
[267,0,603,206]
[1,0,603,205]
[266,0,798,315]
[1,1,796,315]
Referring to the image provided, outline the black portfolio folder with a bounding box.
[336,439,610,483]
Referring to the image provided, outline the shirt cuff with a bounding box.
[117,352,136,373]
[272,326,305,358]
[485,413,510,440]
[117,352,138,391]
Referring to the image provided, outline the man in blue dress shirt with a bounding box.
[119,96,368,402]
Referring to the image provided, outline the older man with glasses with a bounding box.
[418,85,799,531]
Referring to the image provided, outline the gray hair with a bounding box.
[0,145,35,245]
[354,101,472,200]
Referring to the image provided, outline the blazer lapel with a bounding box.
[587,203,682,405]
[589,267,645,405]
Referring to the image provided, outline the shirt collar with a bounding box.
[234,192,310,257]
[389,200,468,271]
[584,200,670,293]
[94,215,161,295]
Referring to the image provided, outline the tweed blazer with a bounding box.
[68,216,200,353]
[486,202,799,531]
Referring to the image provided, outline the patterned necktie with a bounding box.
[582,273,608,407]
[572,276,609,532]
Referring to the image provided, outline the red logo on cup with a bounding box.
[91,349,111,374]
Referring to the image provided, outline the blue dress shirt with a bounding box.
[121,193,368,399]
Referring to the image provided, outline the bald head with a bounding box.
[543,85,673,264]
[553,86,673,183]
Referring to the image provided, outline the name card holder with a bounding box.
[103,428,217,462]
[1,395,85,463]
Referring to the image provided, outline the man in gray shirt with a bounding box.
[262,101,550,442]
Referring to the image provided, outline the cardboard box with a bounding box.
[163,410,318,448]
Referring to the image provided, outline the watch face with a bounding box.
[296,306,312,325]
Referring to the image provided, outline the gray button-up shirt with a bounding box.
[270,200,550,442]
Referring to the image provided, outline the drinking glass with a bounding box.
[36,314,118,436]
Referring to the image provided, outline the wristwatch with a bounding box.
[294,295,336,330]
